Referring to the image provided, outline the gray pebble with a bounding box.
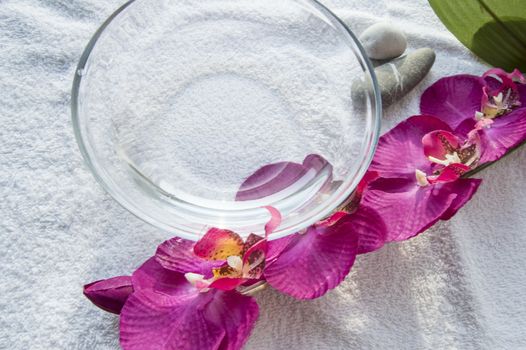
[359,23,407,60]
[352,48,436,107]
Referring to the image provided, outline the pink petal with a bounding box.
[264,215,359,299]
[483,68,521,93]
[340,170,379,214]
[422,130,460,160]
[242,236,267,279]
[156,237,223,278]
[132,258,188,297]
[83,276,133,314]
[428,163,470,184]
[349,206,387,254]
[208,278,246,291]
[478,108,526,163]
[420,74,485,129]
[510,69,526,84]
[236,154,331,201]
[193,228,244,261]
[519,83,526,107]
[265,235,295,265]
[361,177,457,242]
[357,170,379,194]
[121,259,259,350]
[440,179,482,220]
[370,115,453,177]
[263,206,282,236]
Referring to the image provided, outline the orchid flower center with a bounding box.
[415,169,430,187]
[185,272,211,292]
[476,69,524,122]
[429,133,479,168]
[417,130,480,187]
[481,89,519,118]
[428,152,461,167]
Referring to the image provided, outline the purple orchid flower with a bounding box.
[237,155,387,299]
[84,154,388,350]
[120,257,259,350]
[263,204,386,299]
[362,115,482,242]
[84,276,133,314]
[85,209,280,350]
[421,68,526,163]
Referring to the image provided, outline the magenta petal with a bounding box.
[440,178,482,220]
[208,278,246,291]
[193,228,244,261]
[483,68,522,93]
[422,130,460,160]
[429,163,470,184]
[349,206,387,254]
[478,108,526,163]
[132,258,189,297]
[264,215,358,299]
[83,276,133,314]
[370,115,453,177]
[263,206,282,235]
[121,259,259,350]
[120,290,225,350]
[204,292,259,350]
[518,83,526,106]
[265,234,295,265]
[420,74,485,129]
[236,154,331,201]
[361,177,457,242]
[156,237,223,278]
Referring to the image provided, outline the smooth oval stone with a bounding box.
[359,23,407,60]
[352,48,436,107]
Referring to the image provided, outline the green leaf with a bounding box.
[429,0,526,71]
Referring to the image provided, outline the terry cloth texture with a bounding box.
[1,0,525,349]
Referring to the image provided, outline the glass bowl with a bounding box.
[71,0,381,240]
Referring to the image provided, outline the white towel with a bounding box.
[1,0,525,349]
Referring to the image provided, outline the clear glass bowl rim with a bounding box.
[71,0,382,240]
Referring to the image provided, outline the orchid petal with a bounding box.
[132,258,188,296]
[518,83,526,107]
[208,277,246,291]
[121,259,259,350]
[422,130,460,160]
[483,68,520,93]
[510,69,526,84]
[420,74,485,129]
[242,236,267,279]
[193,228,244,261]
[458,107,526,163]
[370,115,453,177]
[478,107,526,163]
[339,170,379,214]
[236,154,331,201]
[156,237,222,278]
[264,215,358,299]
[349,206,387,254]
[361,177,457,242]
[428,163,470,184]
[265,234,295,265]
[83,276,133,314]
[440,179,482,220]
[263,206,282,236]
